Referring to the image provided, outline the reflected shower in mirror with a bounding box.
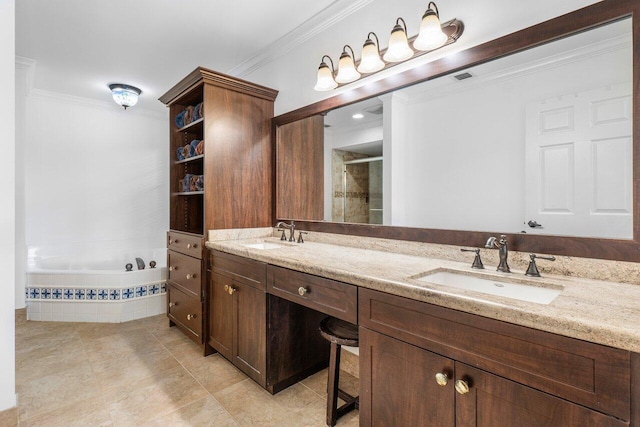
[319,18,632,239]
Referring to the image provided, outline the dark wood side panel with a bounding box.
[275,115,324,221]
[267,265,357,324]
[211,250,267,291]
[266,295,330,394]
[632,352,640,427]
[204,83,274,230]
[359,288,630,421]
[456,363,628,427]
[359,327,455,427]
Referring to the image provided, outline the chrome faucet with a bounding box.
[275,221,296,242]
[485,234,510,273]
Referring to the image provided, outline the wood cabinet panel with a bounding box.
[167,283,202,342]
[208,271,233,360]
[360,327,455,427]
[360,288,630,421]
[211,250,267,291]
[267,265,357,323]
[234,280,267,386]
[275,115,324,220]
[168,231,203,259]
[168,250,202,297]
[455,363,627,427]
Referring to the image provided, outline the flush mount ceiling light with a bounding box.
[314,2,463,91]
[108,83,142,109]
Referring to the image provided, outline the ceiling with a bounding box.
[15,0,341,112]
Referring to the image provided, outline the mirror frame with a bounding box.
[273,0,640,262]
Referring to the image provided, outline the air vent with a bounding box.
[453,72,473,81]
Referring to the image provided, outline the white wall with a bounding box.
[243,0,601,115]
[23,90,169,275]
[0,0,17,412]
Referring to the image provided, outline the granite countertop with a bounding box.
[206,233,640,353]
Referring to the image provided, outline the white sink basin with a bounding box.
[241,242,285,250]
[414,269,562,305]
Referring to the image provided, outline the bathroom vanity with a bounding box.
[206,233,640,426]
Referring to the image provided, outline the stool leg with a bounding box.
[326,342,341,426]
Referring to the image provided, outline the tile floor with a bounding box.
[13,310,360,426]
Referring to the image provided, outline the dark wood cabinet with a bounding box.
[359,288,633,427]
[160,67,277,347]
[208,251,267,387]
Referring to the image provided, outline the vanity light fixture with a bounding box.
[314,55,339,91]
[413,2,448,51]
[108,83,142,110]
[314,2,463,91]
[357,32,385,74]
[335,45,361,84]
[383,18,413,63]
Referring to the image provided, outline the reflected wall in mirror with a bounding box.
[318,18,631,239]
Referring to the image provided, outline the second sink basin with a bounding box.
[413,269,562,305]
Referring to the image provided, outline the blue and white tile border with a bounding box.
[25,282,166,302]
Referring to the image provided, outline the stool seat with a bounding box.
[319,317,359,426]
[319,317,359,347]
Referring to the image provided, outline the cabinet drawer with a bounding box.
[168,230,203,259]
[359,288,630,421]
[268,265,357,324]
[168,250,202,297]
[168,283,202,341]
[211,250,266,291]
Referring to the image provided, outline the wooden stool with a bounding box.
[319,317,359,427]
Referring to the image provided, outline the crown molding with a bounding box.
[15,56,36,94]
[228,0,375,78]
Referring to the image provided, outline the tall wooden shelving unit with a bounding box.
[159,67,278,348]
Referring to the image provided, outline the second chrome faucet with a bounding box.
[485,234,510,273]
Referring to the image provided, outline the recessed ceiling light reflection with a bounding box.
[352,113,364,119]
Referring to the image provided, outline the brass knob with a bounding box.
[169,302,177,308]
[169,265,177,271]
[187,314,196,320]
[298,287,308,296]
[187,243,192,249]
[169,239,173,245]
[435,372,449,386]
[224,284,229,292]
[455,379,470,395]
[186,273,195,280]
[228,286,237,295]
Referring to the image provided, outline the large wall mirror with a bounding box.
[274,0,640,262]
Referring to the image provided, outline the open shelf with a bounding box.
[175,154,204,165]
[176,117,203,132]
[173,191,205,196]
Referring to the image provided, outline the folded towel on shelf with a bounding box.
[181,174,193,192]
[193,102,203,121]
[176,146,185,161]
[189,175,198,191]
[195,175,204,191]
[195,140,204,155]
[189,139,201,157]
[181,145,191,159]
[175,110,186,129]
[184,105,195,126]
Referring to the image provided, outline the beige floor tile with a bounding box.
[0,406,17,427]
[150,324,195,346]
[16,328,83,361]
[17,361,101,421]
[101,366,208,426]
[184,354,247,395]
[16,349,88,386]
[140,395,238,427]
[273,382,323,409]
[300,369,329,396]
[15,308,28,326]
[75,320,146,341]
[90,346,181,391]
[213,379,304,427]
[165,337,205,366]
[18,396,113,427]
[82,328,166,363]
[15,321,77,340]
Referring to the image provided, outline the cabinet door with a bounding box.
[360,328,455,427]
[208,272,233,360]
[233,281,267,387]
[455,363,628,427]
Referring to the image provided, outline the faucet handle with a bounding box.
[279,229,287,241]
[461,248,484,269]
[525,254,556,277]
[297,231,308,244]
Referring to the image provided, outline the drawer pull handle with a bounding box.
[186,273,196,280]
[228,286,237,295]
[298,287,308,296]
[169,266,177,271]
[169,239,173,245]
[455,379,470,395]
[224,284,229,292]
[435,372,449,387]
[187,243,192,249]
[186,314,196,320]
[186,243,197,249]
[169,302,177,308]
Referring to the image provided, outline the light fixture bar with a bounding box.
[314,4,464,92]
